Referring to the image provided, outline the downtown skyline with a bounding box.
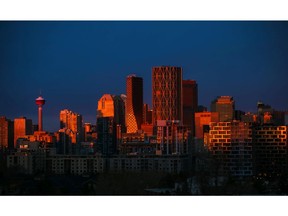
[1,21,288,132]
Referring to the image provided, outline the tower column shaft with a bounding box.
[38,106,43,131]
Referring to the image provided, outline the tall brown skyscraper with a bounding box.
[14,117,33,146]
[126,75,143,133]
[0,116,14,149]
[211,96,235,122]
[182,80,198,135]
[152,66,182,125]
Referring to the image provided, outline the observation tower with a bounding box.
[35,95,46,131]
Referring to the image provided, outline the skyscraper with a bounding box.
[143,103,152,124]
[97,117,116,156]
[126,75,143,133]
[152,66,182,125]
[59,109,83,144]
[0,116,14,149]
[14,117,33,146]
[211,96,235,122]
[97,94,125,131]
[182,80,198,135]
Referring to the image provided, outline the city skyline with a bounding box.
[1,21,288,131]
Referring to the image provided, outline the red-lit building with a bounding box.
[152,66,182,126]
[0,116,14,149]
[195,112,219,139]
[14,117,33,147]
[182,80,198,135]
[126,75,143,133]
[60,109,83,144]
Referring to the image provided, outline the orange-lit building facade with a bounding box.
[59,109,83,144]
[152,66,182,126]
[14,117,33,147]
[253,125,288,177]
[211,96,235,122]
[126,75,143,133]
[0,116,14,149]
[182,80,198,135]
[97,94,125,132]
[208,121,253,177]
[195,112,219,139]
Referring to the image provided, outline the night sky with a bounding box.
[0,21,288,132]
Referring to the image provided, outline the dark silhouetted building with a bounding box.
[126,75,143,133]
[97,117,116,156]
[182,80,198,135]
[143,103,152,124]
[152,66,182,125]
[156,120,192,155]
[211,96,235,122]
[253,125,288,177]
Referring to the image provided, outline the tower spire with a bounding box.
[35,94,46,131]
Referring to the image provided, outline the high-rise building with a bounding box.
[97,94,115,118]
[14,117,33,147]
[0,116,14,149]
[126,75,143,133]
[195,112,219,139]
[59,109,83,144]
[97,94,125,132]
[182,80,198,135]
[152,66,182,126]
[211,96,235,122]
[97,117,116,156]
[143,104,152,124]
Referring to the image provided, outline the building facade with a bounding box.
[182,80,198,135]
[14,117,33,147]
[97,117,116,156]
[156,120,192,155]
[126,75,143,133]
[252,125,288,177]
[211,96,235,122]
[152,66,182,126]
[97,94,126,132]
[208,121,253,177]
[0,116,14,150]
[59,109,83,144]
[195,112,219,139]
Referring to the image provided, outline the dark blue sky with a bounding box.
[0,21,287,132]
